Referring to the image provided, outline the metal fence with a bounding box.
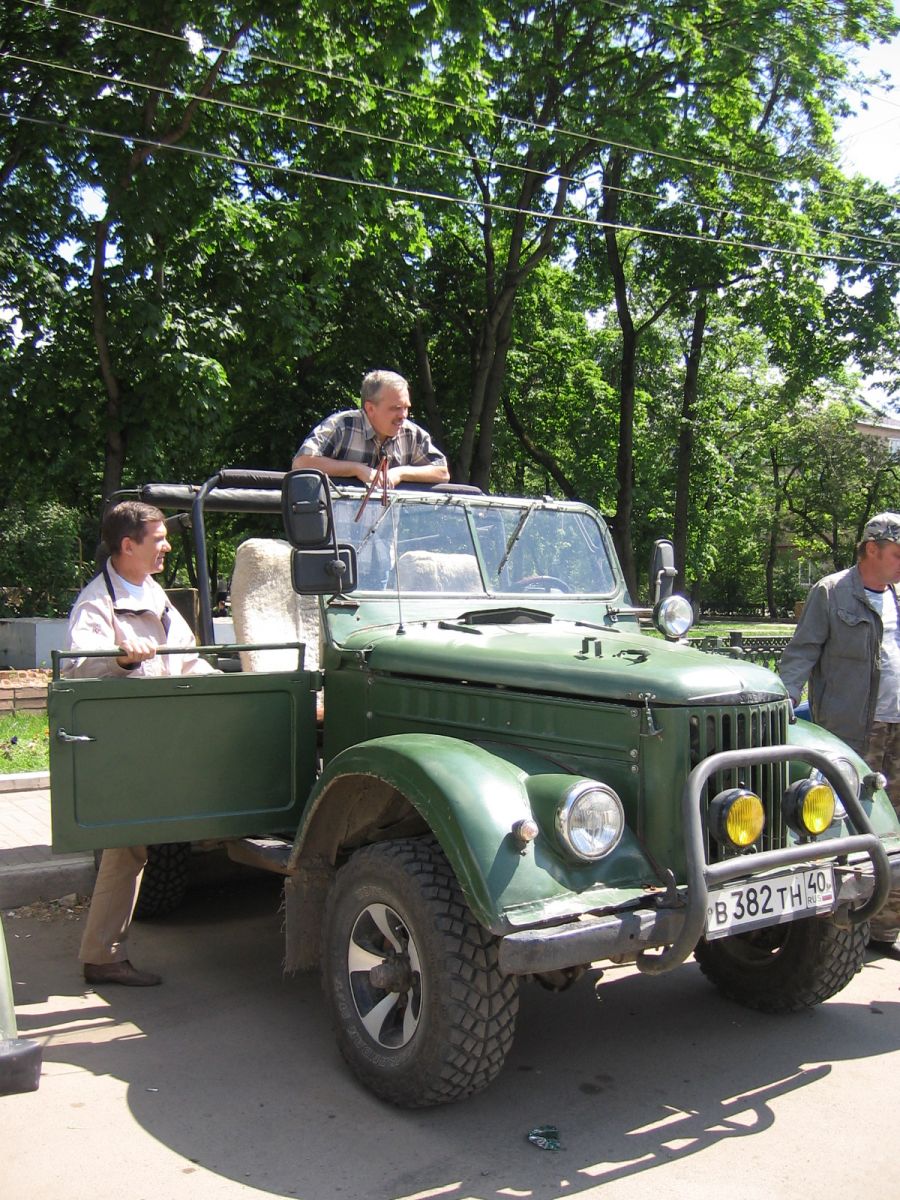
[688,632,793,673]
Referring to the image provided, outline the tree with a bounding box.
[0,1,458,522]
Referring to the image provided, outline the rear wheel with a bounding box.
[694,914,867,1013]
[133,843,191,920]
[321,836,519,1107]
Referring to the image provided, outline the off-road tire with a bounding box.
[321,835,519,1107]
[694,914,868,1013]
[133,842,191,920]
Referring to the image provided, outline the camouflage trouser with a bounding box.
[863,721,900,942]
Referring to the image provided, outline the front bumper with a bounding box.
[498,745,899,977]
[498,852,900,974]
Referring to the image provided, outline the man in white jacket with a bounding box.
[66,500,216,986]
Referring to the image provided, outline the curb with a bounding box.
[0,858,96,910]
[0,772,50,794]
[0,770,95,910]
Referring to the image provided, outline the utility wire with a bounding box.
[25,0,899,215]
[7,48,898,254]
[596,0,900,113]
[4,108,899,269]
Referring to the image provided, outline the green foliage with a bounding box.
[1,0,898,611]
[0,503,85,618]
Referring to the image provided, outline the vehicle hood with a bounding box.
[346,618,787,705]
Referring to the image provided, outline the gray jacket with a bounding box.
[778,564,897,754]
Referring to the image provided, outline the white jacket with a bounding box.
[63,563,216,678]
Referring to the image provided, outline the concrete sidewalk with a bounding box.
[0,772,95,909]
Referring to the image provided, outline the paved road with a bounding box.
[3,875,899,1200]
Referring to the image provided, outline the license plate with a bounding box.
[705,865,836,939]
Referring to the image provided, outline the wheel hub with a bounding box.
[347,901,423,1049]
[369,955,412,993]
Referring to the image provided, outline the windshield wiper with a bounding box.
[494,501,540,579]
[354,497,396,554]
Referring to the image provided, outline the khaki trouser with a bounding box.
[79,846,148,965]
[863,722,900,942]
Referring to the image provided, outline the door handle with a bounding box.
[56,729,96,744]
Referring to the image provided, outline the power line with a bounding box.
[8,47,898,255]
[4,108,899,270]
[596,0,900,113]
[26,0,899,216]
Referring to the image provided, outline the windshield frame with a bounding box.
[326,490,624,614]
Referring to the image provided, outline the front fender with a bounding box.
[789,718,900,837]
[291,734,657,934]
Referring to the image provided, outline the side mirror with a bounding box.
[282,469,333,548]
[291,547,358,595]
[282,469,357,596]
[649,539,677,605]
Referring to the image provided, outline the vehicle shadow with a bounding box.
[9,881,900,1200]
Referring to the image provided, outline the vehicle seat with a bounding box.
[230,538,322,673]
[397,550,482,592]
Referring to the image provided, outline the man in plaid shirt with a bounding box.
[292,370,449,486]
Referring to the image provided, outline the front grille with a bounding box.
[689,700,790,857]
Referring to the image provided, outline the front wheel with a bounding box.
[694,914,868,1013]
[321,836,519,1107]
[133,843,191,920]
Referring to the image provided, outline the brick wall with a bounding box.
[0,670,50,714]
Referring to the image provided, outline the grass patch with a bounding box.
[0,711,50,774]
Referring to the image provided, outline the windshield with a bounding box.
[332,496,619,597]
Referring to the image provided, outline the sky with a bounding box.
[837,18,900,186]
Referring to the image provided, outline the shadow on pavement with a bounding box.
[8,879,900,1200]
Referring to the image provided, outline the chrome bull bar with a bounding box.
[635,745,893,976]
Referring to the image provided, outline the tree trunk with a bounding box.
[411,313,447,455]
[765,448,782,619]
[92,218,126,519]
[90,20,252,511]
[602,153,638,597]
[673,295,709,593]
[470,301,516,490]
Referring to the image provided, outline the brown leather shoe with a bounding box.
[83,960,162,987]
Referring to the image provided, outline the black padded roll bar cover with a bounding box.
[216,468,286,488]
[140,484,282,514]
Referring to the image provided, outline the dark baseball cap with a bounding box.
[862,512,900,543]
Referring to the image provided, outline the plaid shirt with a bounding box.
[296,408,447,470]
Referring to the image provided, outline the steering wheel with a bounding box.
[511,574,573,593]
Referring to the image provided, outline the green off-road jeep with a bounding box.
[49,469,900,1107]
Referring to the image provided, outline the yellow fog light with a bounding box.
[783,779,835,837]
[709,788,765,849]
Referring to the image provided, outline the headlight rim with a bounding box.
[807,761,854,820]
[783,777,836,838]
[555,779,625,862]
[654,593,694,639]
[708,786,766,850]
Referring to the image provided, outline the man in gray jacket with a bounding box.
[779,512,900,950]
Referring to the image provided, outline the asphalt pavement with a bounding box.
[0,772,96,909]
[3,879,900,1200]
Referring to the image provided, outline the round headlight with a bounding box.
[709,787,765,849]
[654,594,694,639]
[783,779,835,837]
[808,763,853,820]
[556,781,625,861]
